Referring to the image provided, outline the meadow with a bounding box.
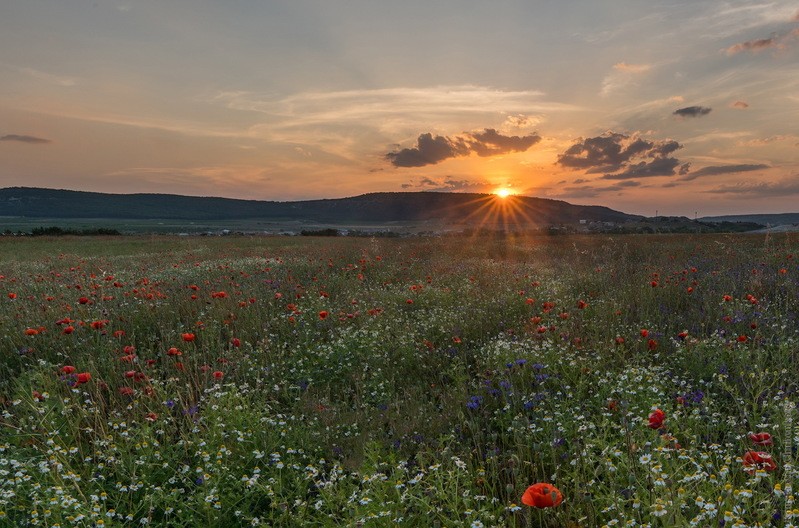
[1,232,798,527]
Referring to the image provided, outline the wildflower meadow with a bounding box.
[2,232,799,527]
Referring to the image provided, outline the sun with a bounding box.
[494,188,513,198]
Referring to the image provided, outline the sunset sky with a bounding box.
[1,1,798,216]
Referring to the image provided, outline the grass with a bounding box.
[1,232,799,527]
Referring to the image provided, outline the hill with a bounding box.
[699,213,799,227]
[0,187,640,226]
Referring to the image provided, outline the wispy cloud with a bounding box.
[387,128,541,167]
[552,179,642,198]
[0,134,51,144]
[705,177,799,197]
[20,67,76,87]
[725,28,799,55]
[600,62,652,96]
[679,163,769,181]
[214,86,577,126]
[401,176,494,193]
[730,100,749,109]
[739,135,799,147]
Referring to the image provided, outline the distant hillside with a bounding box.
[0,187,640,226]
[700,213,799,226]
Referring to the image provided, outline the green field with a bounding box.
[2,233,799,527]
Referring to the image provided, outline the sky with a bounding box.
[1,1,798,217]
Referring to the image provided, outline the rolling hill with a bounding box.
[0,187,640,226]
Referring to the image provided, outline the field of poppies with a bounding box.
[2,232,799,527]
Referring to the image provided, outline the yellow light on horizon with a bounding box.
[495,188,513,198]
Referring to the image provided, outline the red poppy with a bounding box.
[723,294,732,302]
[75,372,92,385]
[78,297,90,305]
[743,451,777,473]
[61,365,76,374]
[167,347,182,356]
[614,336,625,345]
[231,338,241,347]
[181,332,196,342]
[640,329,649,338]
[145,412,158,422]
[521,483,563,508]
[318,310,329,320]
[24,328,39,336]
[647,339,658,351]
[748,432,773,446]
[63,325,75,334]
[577,300,588,309]
[7,293,16,299]
[119,387,134,396]
[213,371,224,379]
[648,408,666,429]
[737,335,748,343]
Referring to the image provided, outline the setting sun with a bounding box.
[495,188,513,198]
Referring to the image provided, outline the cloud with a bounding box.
[600,62,652,96]
[705,177,799,197]
[0,134,51,144]
[613,62,651,73]
[673,106,712,118]
[730,100,749,109]
[601,157,684,180]
[557,132,684,179]
[739,135,799,147]
[554,180,642,198]
[725,28,799,55]
[678,163,769,181]
[400,176,494,193]
[387,128,541,167]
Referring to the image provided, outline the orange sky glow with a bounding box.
[1,2,799,216]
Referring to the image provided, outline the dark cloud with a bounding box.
[387,128,541,167]
[673,106,712,118]
[0,134,51,144]
[601,157,682,180]
[679,163,769,181]
[704,177,799,198]
[731,100,749,109]
[386,133,468,167]
[557,132,684,180]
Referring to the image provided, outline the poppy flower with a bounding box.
[24,328,39,336]
[75,372,92,385]
[167,347,182,356]
[742,451,777,473]
[181,332,196,342]
[7,293,16,299]
[61,365,76,374]
[748,432,773,446]
[648,408,666,429]
[521,483,563,508]
[213,371,224,380]
[63,325,75,334]
[318,310,329,320]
